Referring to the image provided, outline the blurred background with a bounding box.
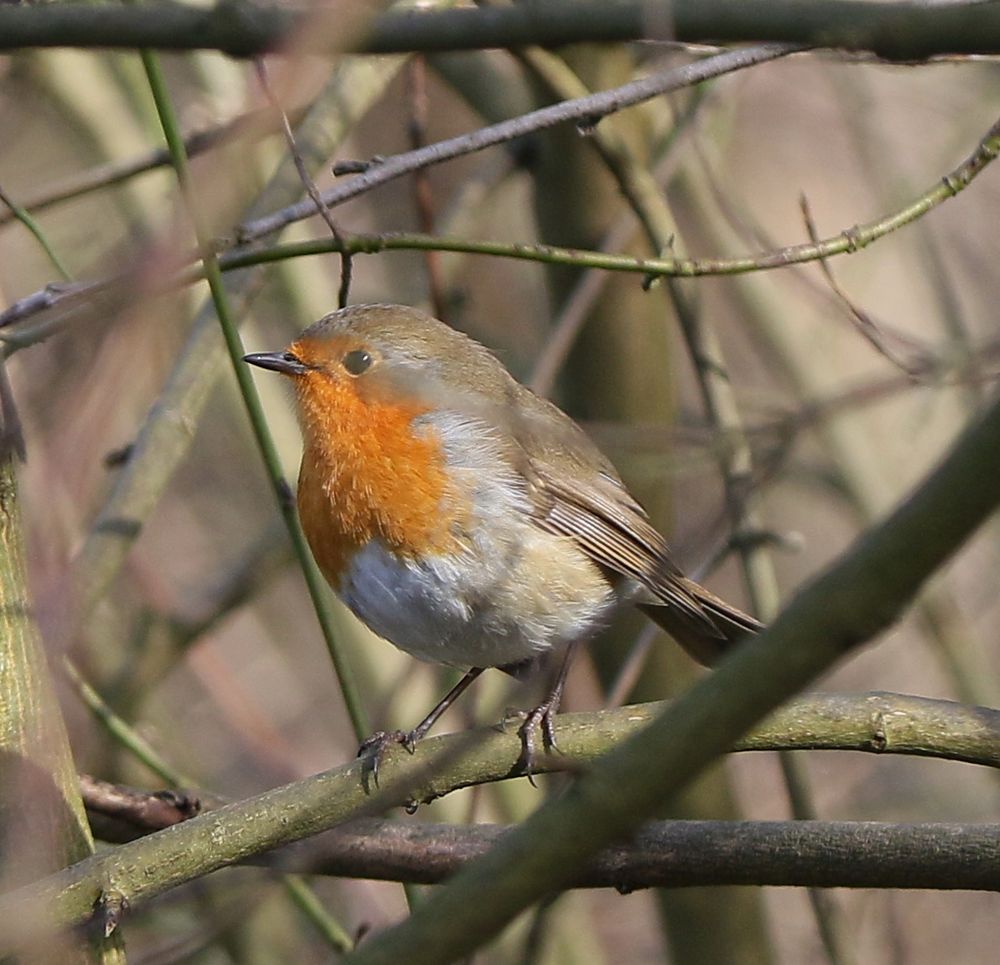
[1,20,999,964]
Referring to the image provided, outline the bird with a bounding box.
[244,303,761,774]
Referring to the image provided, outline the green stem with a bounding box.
[134,37,365,954]
[0,186,73,281]
[138,47,369,741]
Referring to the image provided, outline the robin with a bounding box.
[244,304,761,772]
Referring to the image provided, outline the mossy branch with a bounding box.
[1,688,999,946]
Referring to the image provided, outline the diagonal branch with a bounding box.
[235,44,797,242]
[6,107,997,343]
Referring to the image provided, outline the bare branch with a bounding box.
[235,44,797,242]
[80,776,201,843]
[3,688,1000,945]
[1,1,999,60]
[271,817,1000,892]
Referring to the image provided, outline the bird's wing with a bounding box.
[526,457,719,631]
[485,383,710,626]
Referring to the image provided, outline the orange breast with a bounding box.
[294,370,460,588]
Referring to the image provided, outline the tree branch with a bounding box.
[272,817,1000,892]
[1,688,997,947]
[0,1,999,59]
[6,85,996,345]
[234,43,795,244]
[83,804,1000,893]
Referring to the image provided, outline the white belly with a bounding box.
[340,523,617,669]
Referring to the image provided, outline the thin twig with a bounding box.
[137,38,366,953]
[406,55,449,321]
[62,46,411,754]
[5,105,998,342]
[799,192,926,376]
[0,184,73,281]
[529,84,707,395]
[142,43,370,741]
[254,59,353,308]
[235,45,798,242]
[0,106,291,228]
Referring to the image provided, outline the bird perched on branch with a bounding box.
[245,304,760,774]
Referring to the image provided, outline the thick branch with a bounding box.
[83,689,1000,842]
[1,689,997,946]
[0,1,998,59]
[87,806,1000,892]
[275,818,1000,892]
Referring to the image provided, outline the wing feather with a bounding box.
[528,463,720,633]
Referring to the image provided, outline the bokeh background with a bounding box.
[2,18,999,964]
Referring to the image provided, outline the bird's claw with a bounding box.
[356,729,418,790]
[514,702,560,787]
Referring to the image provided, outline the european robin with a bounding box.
[244,304,761,771]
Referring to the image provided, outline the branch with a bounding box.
[0,105,296,228]
[6,98,997,343]
[80,775,201,843]
[84,803,1000,892]
[1,1,999,59]
[1,689,998,946]
[239,99,1000,272]
[235,43,795,243]
[272,817,1000,892]
[0,456,124,960]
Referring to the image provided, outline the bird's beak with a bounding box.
[242,351,309,376]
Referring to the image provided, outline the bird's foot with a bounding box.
[356,728,419,790]
[514,698,561,787]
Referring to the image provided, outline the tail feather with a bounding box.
[639,578,763,667]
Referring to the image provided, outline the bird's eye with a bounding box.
[342,349,373,376]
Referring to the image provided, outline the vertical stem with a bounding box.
[137,48,370,741]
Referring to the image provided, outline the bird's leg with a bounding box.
[405,666,486,749]
[517,641,580,783]
[358,667,485,786]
